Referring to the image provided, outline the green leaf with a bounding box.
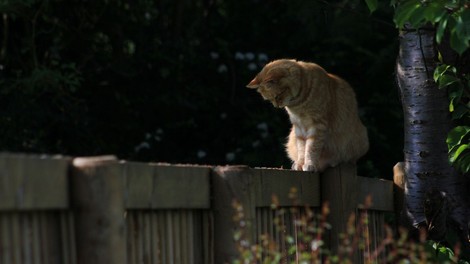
[449,144,468,162]
[455,15,467,41]
[394,0,421,28]
[408,5,426,28]
[365,0,378,13]
[438,74,459,89]
[286,235,294,244]
[455,152,470,174]
[460,9,470,42]
[433,64,454,82]
[448,84,463,112]
[450,21,469,55]
[436,14,449,44]
[288,245,297,255]
[450,33,468,55]
[426,4,447,23]
[452,104,469,120]
[447,126,470,148]
[450,97,456,112]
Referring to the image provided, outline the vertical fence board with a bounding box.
[12,213,21,264]
[157,213,166,264]
[150,212,159,264]
[321,163,358,252]
[1,215,10,263]
[202,211,213,264]
[0,211,74,264]
[71,156,126,264]
[212,166,256,263]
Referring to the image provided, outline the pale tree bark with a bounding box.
[396,24,469,246]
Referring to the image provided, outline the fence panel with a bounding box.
[126,210,212,264]
[0,153,395,264]
[0,153,74,264]
[121,162,212,264]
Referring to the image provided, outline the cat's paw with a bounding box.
[302,164,317,172]
[292,162,303,171]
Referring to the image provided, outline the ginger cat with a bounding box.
[247,59,369,172]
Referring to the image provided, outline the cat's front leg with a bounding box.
[292,137,306,170]
[303,129,326,172]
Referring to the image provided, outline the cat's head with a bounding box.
[246,59,302,108]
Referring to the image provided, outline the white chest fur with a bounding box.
[286,108,316,138]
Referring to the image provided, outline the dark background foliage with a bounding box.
[0,0,401,178]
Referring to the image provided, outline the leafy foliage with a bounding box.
[393,0,470,54]
[436,62,470,174]
[232,193,470,263]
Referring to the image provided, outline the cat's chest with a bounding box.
[286,110,316,137]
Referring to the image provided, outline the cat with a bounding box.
[246,59,369,172]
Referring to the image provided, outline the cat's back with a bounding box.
[327,73,359,109]
[326,73,369,160]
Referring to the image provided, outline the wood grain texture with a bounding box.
[121,162,211,209]
[321,163,358,252]
[125,210,211,264]
[357,176,394,211]
[71,156,126,264]
[211,166,255,264]
[253,168,320,207]
[0,153,70,210]
[0,211,75,264]
[151,165,210,209]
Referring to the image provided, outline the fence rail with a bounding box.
[0,153,395,264]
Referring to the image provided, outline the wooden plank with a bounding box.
[151,165,210,209]
[122,162,154,209]
[202,211,213,264]
[1,214,10,263]
[0,155,19,209]
[12,213,21,264]
[122,163,211,209]
[357,176,394,211]
[67,211,77,264]
[211,166,256,264]
[71,156,126,264]
[60,212,71,264]
[0,153,70,210]
[22,156,70,210]
[254,168,320,207]
[321,163,358,253]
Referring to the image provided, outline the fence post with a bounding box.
[320,163,358,252]
[211,165,256,264]
[71,156,126,264]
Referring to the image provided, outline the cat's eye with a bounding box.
[265,79,277,85]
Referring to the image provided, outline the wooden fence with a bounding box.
[0,153,395,264]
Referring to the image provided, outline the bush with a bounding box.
[232,191,469,264]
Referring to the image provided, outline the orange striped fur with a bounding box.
[247,59,369,172]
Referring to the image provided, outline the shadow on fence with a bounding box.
[0,153,396,264]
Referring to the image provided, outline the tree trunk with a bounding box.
[397,25,469,245]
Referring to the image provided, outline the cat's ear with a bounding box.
[246,76,260,89]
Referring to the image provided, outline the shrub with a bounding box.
[232,190,468,264]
